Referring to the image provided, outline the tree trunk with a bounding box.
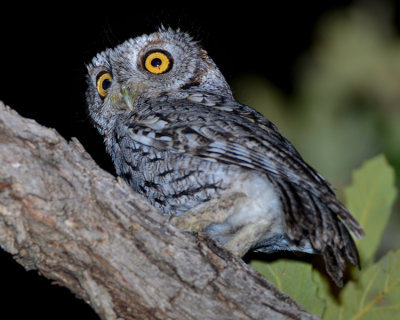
[0,101,320,320]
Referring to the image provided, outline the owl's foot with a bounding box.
[170,189,283,258]
[169,191,247,231]
[204,220,272,257]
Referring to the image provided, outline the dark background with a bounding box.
[1,2,399,319]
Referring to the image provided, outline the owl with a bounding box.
[86,27,364,286]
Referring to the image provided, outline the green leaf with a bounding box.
[323,249,400,320]
[252,154,398,319]
[319,154,398,319]
[344,154,397,267]
[251,259,325,317]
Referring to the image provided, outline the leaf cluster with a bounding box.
[251,155,398,319]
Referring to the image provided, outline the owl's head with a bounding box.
[86,28,232,134]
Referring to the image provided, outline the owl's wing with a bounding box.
[125,96,364,285]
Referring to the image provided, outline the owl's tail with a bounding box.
[272,178,364,287]
[318,197,364,287]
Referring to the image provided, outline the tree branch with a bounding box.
[0,101,320,320]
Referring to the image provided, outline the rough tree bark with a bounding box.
[0,101,320,320]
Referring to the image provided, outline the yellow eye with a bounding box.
[144,51,172,74]
[96,72,112,98]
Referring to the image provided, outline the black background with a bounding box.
[1,2,398,319]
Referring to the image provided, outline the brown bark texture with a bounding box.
[0,101,320,320]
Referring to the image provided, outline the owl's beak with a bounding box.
[121,86,134,111]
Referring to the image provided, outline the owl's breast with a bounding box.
[110,134,248,214]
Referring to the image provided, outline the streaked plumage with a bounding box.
[86,28,364,286]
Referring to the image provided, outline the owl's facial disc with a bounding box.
[115,48,176,109]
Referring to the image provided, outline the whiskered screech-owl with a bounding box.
[86,28,364,286]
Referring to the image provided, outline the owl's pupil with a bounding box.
[102,79,111,90]
[151,58,162,68]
